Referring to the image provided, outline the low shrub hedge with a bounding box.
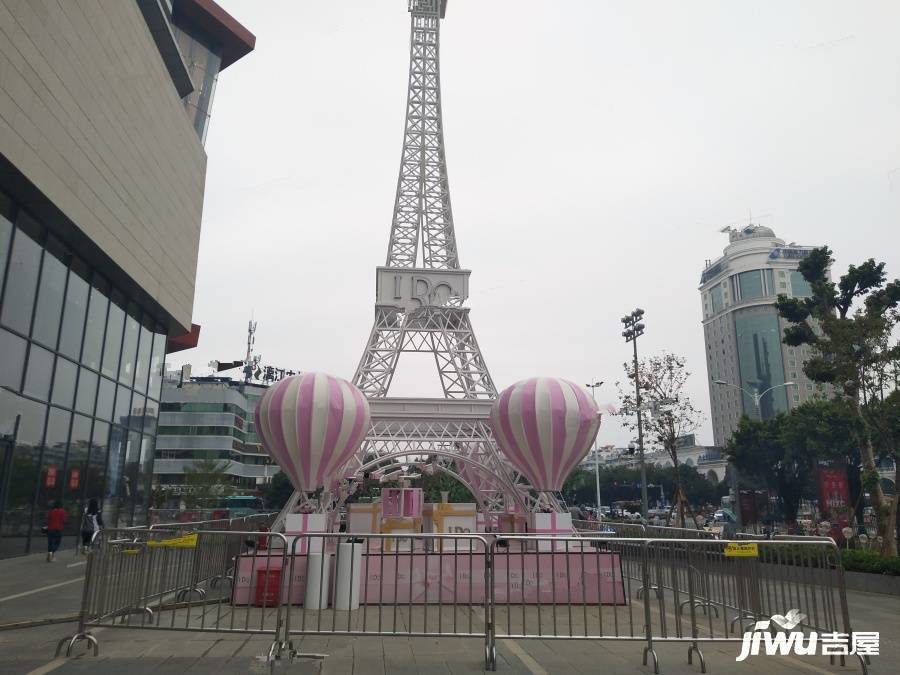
[840,549,900,576]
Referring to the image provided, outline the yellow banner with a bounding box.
[724,542,758,558]
[148,533,198,549]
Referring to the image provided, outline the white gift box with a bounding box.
[529,511,574,551]
[423,503,477,551]
[347,502,381,535]
[284,512,328,554]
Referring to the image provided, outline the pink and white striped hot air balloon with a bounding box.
[254,373,370,493]
[490,377,601,492]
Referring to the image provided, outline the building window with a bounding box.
[736,270,764,301]
[118,307,140,387]
[58,259,89,361]
[0,214,42,333]
[0,329,27,389]
[710,284,724,314]
[0,190,168,553]
[790,270,813,297]
[81,278,109,372]
[160,402,246,416]
[101,293,125,379]
[31,235,68,349]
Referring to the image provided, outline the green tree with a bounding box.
[561,465,726,512]
[182,459,234,509]
[784,399,865,524]
[262,470,293,510]
[725,400,859,525]
[617,352,704,526]
[562,468,594,506]
[865,391,900,540]
[776,246,900,553]
[725,415,811,525]
[419,470,475,503]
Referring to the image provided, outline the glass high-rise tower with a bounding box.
[699,225,825,446]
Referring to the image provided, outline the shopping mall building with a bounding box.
[0,0,254,557]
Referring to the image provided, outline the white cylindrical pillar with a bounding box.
[333,542,364,611]
[304,553,331,610]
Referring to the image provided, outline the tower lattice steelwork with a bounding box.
[345,1,560,514]
[354,0,493,400]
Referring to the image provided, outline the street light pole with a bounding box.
[622,308,649,519]
[713,379,796,529]
[586,381,604,518]
[713,379,797,419]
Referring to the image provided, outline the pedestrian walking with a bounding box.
[45,500,66,562]
[80,498,104,554]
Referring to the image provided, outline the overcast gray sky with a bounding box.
[174,0,900,449]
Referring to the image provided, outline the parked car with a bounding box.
[712,510,736,524]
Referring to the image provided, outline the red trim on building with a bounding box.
[167,323,201,353]
[173,0,256,70]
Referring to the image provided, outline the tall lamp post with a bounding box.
[622,308,649,519]
[586,381,604,518]
[713,379,796,528]
[713,379,797,418]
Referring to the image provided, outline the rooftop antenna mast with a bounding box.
[244,320,258,383]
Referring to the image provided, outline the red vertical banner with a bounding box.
[45,464,57,488]
[817,465,851,540]
[738,491,758,525]
[68,468,80,490]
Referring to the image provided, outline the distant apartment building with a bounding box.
[152,372,276,503]
[581,436,727,483]
[699,225,826,446]
[0,0,254,557]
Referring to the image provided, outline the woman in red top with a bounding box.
[45,500,66,562]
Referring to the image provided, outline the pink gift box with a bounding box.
[381,488,423,518]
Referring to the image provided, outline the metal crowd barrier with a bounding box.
[282,532,491,664]
[573,519,647,538]
[55,530,867,674]
[573,520,719,540]
[638,538,866,674]
[147,512,277,532]
[489,534,645,670]
[56,528,289,660]
[645,524,718,539]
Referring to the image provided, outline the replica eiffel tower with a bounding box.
[345,1,560,514]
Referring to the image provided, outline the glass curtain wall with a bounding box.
[172,24,223,144]
[0,190,166,557]
[733,307,789,420]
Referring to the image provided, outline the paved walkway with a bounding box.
[0,549,896,674]
[0,625,890,674]
[0,548,86,625]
